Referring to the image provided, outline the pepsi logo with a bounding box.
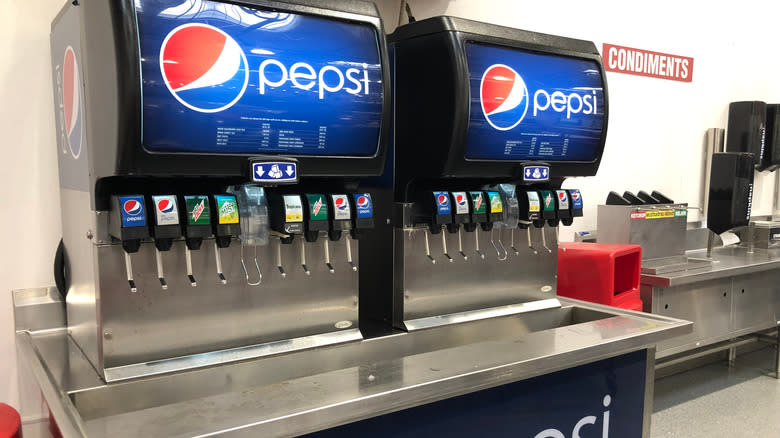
[335,197,348,210]
[160,23,249,113]
[357,196,369,208]
[456,194,466,206]
[157,199,175,213]
[572,191,580,201]
[559,192,566,200]
[62,46,83,159]
[124,200,142,216]
[480,64,528,131]
[437,194,449,206]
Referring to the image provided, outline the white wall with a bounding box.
[377,0,780,241]
[0,0,65,410]
[2,0,780,411]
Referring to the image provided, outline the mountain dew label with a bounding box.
[470,192,486,214]
[307,194,328,221]
[185,195,210,226]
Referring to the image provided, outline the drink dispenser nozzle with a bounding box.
[109,195,149,293]
[448,192,471,260]
[150,195,182,290]
[466,191,488,259]
[485,191,507,260]
[181,195,213,287]
[538,190,557,253]
[517,190,541,254]
[327,194,357,272]
[227,185,270,286]
[498,184,520,256]
[211,194,241,284]
[269,194,305,277]
[303,194,332,273]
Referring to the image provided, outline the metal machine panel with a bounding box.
[731,271,779,332]
[97,237,359,372]
[652,279,732,354]
[395,227,555,327]
[597,204,688,260]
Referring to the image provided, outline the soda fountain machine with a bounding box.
[362,17,605,330]
[51,0,389,382]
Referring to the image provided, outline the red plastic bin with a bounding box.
[0,403,21,438]
[557,242,643,311]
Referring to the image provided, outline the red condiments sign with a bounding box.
[602,43,694,83]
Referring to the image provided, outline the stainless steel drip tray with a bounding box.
[19,299,691,438]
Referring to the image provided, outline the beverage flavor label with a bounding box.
[283,195,303,223]
[569,189,583,210]
[433,191,451,215]
[216,195,239,224]
[487,191,503,213]
[541,191,556,211]
[470,192,486,214]
[452,192,469,215]
[152,195,179,226]
[527,191,541,213]
[185,195,210,226]
[119,195,146,228]
[331,194,352,220]
[307,194,328,221]
[353,193,373,218]
[555,190,570,210]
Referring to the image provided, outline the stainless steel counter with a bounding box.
[15,288,691,438]
[641,246,780,287]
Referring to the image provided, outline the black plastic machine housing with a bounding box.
[71,0,391,189]
[389,16,609,201]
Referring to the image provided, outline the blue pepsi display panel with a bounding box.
[136,0,383,156]
[465,43,605,161]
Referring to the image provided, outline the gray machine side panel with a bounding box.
[51,3,90,193]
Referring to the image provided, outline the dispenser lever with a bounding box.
[457,227,468,260]
[300,241,311,275]
[441,226,453,262]
[214,241,227,284]
[345,234,357,271]
[423,229,436,264]
[474,228,485,260]
[185,246,197,287]
[276,238,287,278]
[324,238,335,273]
[155,248,168,290]
[124,252,137,293]
[240,242,262,286]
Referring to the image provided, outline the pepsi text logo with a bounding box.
[160,23,249,113]
[480,63,598,131]
[160,23,372,113]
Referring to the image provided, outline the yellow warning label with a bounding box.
[529,205,540,213]
[644,210,674,219]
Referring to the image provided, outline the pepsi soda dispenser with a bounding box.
[361,16,608,330]
[50,0,390,381]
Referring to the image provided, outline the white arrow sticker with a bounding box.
[286,165,294,176]
[255,166,265,178]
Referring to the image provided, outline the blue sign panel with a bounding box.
[353,193,373,218]
[251,161,297,183]
[570,189,584,210]
[136,0,383,156]
[433,191,451,215]
[464,43,605,162]
[304,350,648,438]
[524,165,550,181]
[119,196,147,228]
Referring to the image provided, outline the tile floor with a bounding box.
[651,346,780,437]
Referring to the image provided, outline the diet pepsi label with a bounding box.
[555,190,570,210]
[152,195,179,226]
[452,192,469,215]
[569,189,583,210]
[119,196,147,228]
[138,0,383,157]
[433,191,451,215]
[353,193,373,218]
[331,195,352,221]
[465,42,605,162]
